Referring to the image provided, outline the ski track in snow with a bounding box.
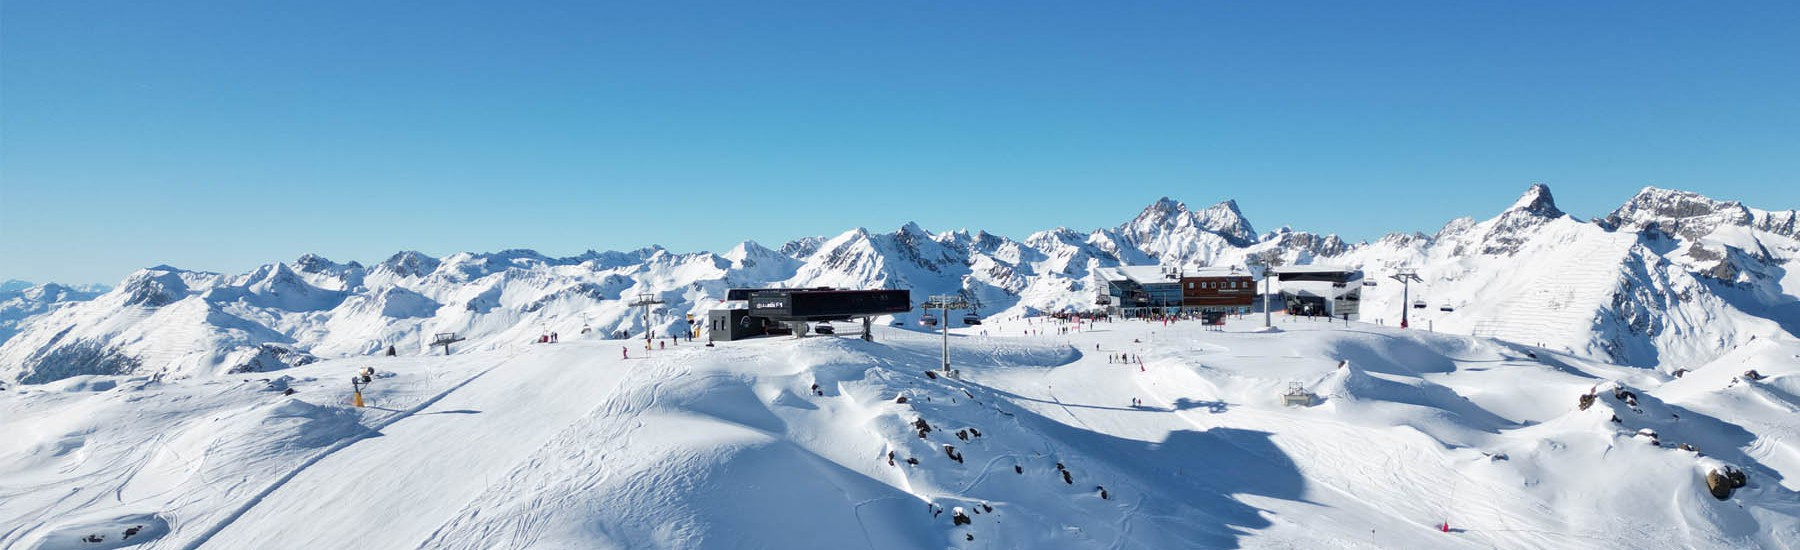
[180,352,520,550]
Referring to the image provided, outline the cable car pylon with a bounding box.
[1390,268,1423,328]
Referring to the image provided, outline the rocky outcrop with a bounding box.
[1119,197,1259,250]
[1482,184,1569,255]
[1601,186,1799,240]
[377,250,442,279]
[1705,466,1747,500]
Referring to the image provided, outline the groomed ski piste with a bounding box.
[4,315,1798,549]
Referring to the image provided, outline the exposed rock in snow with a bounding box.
[119,267,199,308]
[1118,197,1261,256]
[376,250,441,279]
[291,253,366,290]
[1510,182,1566,219]
[777,236,827,259]
[1601,186,1800,240]
[1481,184,1571,256]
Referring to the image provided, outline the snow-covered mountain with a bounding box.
[4,186,1796,383]
[0,283,106,346]
[1343,185,1800,371]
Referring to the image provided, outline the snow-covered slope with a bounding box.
[3,186,1797,384]
[1343,185,1799,371]
[0,283,104,345]
[4,317,1796,549]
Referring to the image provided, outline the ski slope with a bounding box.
[194,344,636,549]
[4,315,1798,549]
[1472,231,1637,351]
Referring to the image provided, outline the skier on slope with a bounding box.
[622,347,629,360]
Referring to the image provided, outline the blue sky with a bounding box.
[3,1,1796,285]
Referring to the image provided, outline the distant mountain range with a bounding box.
[4,185,1796,383]
[1,279,108,294]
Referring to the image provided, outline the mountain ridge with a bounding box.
[3,185,1796,383]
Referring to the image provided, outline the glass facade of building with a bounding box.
[1105,279,1189,314]
[1101,266,1258,316]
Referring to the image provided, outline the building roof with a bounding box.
[1186,266,1252,278]
[1094,266,1179,285]
[1269,264,1358,274]
[1096,265,1250,284]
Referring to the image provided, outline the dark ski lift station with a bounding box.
[706,288,911,341]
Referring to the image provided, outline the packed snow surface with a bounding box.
[4,315,1796,549]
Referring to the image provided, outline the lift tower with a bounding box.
[1389,269,1424,329]
[629,292,665,351]
[920,293,971,375]
[1248,258,1277,328]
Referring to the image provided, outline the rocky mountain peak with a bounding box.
[120,268,193,308]
[293,253,335,273]
[897,221,930,236]
[777,236,826,259]
[377,251,440,279]
[1601,187,1752,239]
[1121,196,1257,248]
[723,240,784,266]
[1471,184,1574,255]
[1196,199,1257,245]
[1506,183,1565,219]
[1127,196,1186,225]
